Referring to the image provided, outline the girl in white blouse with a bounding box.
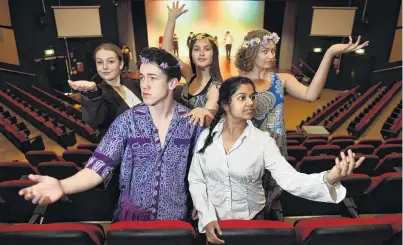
[188,76,364,244]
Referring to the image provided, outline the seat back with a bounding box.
[302,139,328,150]
[0,162,36,182]
[341,174,371,197]
[25,151,59,167]
[345,145,374,155]
[287,146,308,162]
[294,217,395,245]
[209,220,295,245]
[352,155,379,176]
[296,156,335,174]
[0,223,104,245]
[308,145,340,156]
[374,144,402,159]
[37,161,79,179]
[0,180,37,223]
[329,139,355,150]
[107,220,195,245]
[62,150,93,167]
[357,139,383,149]
[357,173,402,214]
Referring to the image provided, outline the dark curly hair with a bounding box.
[138,47,182,81]
[198,76,256,154]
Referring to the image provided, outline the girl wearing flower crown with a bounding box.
[235,29,368,218]
[162,1,223,127]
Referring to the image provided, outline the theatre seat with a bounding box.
[62,150,93,167]
[352,155,379,176]
[287,146,308,162]
[77,143,99,152]
[377,214,402,245]
[0,161,37,182]
[329,139,355,150]
[357,139,383,149]
[209,220,295,245]
[0,223,105,245]
[356,172,402,214]
[0,180,37,223]
[25,150,62,167]
[307,145,340,157]
[294,217,395,245]
[107,220,195,245]
[374,153,402,175]
[296,156,335,174]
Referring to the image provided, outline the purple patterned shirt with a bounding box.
[85,102,202,222]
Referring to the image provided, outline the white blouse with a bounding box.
[188,119,346,233]
[112,85,141,108]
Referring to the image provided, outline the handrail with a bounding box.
[373,65,402,73]
[0,68,35,77]
[298,58,316,74]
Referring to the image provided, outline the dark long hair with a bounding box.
[198,76,256,154]
[189,33,223,82]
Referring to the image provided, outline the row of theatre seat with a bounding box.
[0,216,401,245]
[0,168,401,223]
[381,100,402,139]
[31,86,82,119]
[0,148,94,182]
[300,82,384,133]
[53,87,81,105]
[323,82,383,133]
[3,83,99,143]
[286,134,401,148]
[286,138,401,154]
[284,138,402,176]
[0,92,76,149]
[0,144,400,186]
[301,86,358,126]
[0,106,45,153]
[348,81,402,138]
[287,153,401,177]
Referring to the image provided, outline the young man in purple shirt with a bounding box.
[19,47,203,222]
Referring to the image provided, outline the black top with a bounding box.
[80,78,142,138]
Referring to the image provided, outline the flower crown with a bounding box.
[192,33,218,47]
[241,32,280,49]
[139,55,183,70]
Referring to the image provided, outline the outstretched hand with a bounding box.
[326,150,365,185]
[167,1,188,21]
[327,36,369,57]
[68,80,97,92]
[18,174,64,205]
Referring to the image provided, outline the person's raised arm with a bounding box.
[283,36,368,102]
[162,1,193,81]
